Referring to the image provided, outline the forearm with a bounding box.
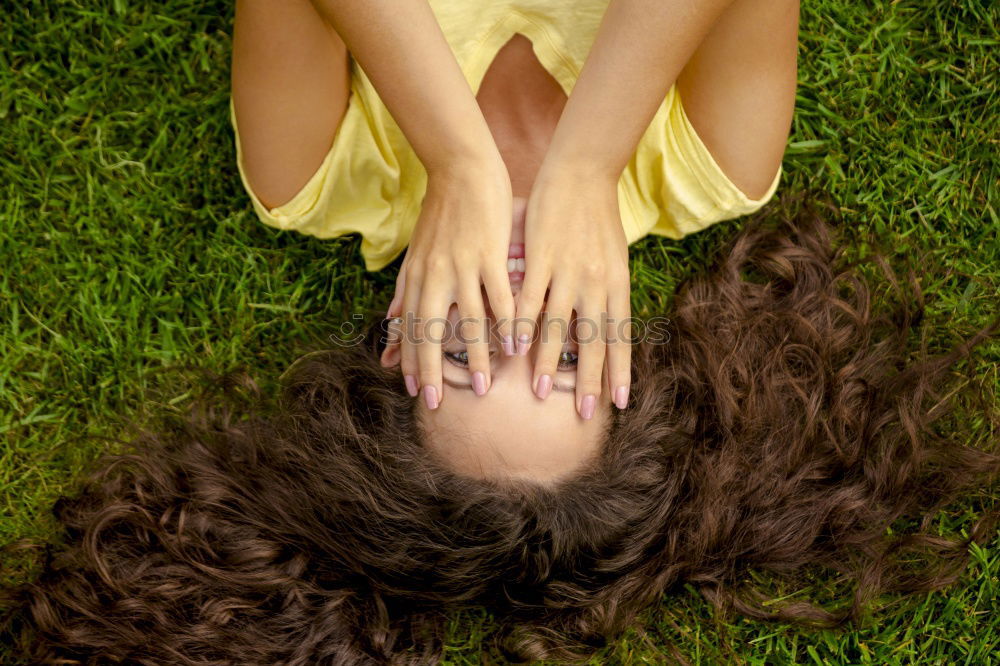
[309,0,500,175]
[541,0,735,181]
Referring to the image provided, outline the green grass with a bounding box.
[1,0,998,663]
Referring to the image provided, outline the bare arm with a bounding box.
[309,0,516,406]
[309,0,500,174]
[540,0,737,180]
[517,0,740,416]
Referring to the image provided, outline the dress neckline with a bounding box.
[463,10,581,99]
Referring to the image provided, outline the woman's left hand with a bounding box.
[514,162,632,419]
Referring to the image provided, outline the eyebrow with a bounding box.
[441,376,575,393]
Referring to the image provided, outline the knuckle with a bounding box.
[495,302,515,321]
[494,312,515,335]
[421,254,451,275]
[615,319,636,344]
[542,319,569,345]
[515,297,538,318]
[460,314,487,338]
[417,367,439,385]
[606,347,631,368]
[518,284,546,309]
[433,253,456,273]
[405,262,426,283]
[579,261,606,283]
[534,355,559,376]
[415,319,444,344]
[489,291,515,316]
[514,322,538,344]
[612,372,632,388]
[458,295,486,319]
[577,351,607,372]
[513,305,539,327]
[608,344,632,364]
[573,317,602,344]
[609,266,631,288]
[458,320,485,345]
[467,348,490,368]
[493,316,514,338]
[451,247,477,266]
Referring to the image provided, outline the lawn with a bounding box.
[1,1,998,664]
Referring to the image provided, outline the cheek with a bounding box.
[417,393,482,440]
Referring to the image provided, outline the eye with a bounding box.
[444,349,470,367]
[443,348,498,367]
[557,350,578,370]
[444,348,572,369]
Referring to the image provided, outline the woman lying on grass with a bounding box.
[3,0,999,663]
[226,0,798,481]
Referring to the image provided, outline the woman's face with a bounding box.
[417,301,611,485]
[381,197,613,484]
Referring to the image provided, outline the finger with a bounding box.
[530,287,573,401]
[483,263,516,356]
[387,259,408,318]
[385,313,404,347]
[458,275,491,396]
[399,263,423,398]
[416,279,451,410]
[606,280,632,409]
[574,295,607,420]
[514,261,549,357]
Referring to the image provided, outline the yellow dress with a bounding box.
[229,0,782,271]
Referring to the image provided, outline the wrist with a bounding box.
[534,154,622,189]
[426,149,510,188]
[419,119,505,177]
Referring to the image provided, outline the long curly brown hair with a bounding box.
[2,195,998,664]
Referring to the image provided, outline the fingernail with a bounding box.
[404,375,418,397]
[614,385,628,409]
[580,394,596,420]
[517,334,530,356]
[472,371,487,396]
[422,384,439,410]
[535,374,552,400]
[502,335,515,356]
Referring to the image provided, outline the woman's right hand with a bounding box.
[386,155,517,409]
[302,1,517,410]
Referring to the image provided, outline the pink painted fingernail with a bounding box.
[535,374,552,400]
[502,335,515,356]
[404,375,418,397]
[423,385,439,409]
[614,385,629,409]
[517,334,531,356]
[580,394,596,420]
[472,371,487,396]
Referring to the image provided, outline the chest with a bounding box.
[474,33,568,195]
